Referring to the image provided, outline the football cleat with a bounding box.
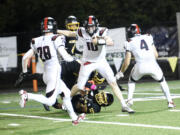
[168,102,176,108]
[122,106,135,114]
[19,90,28,108]
[43,104,50,111]
[72,113,86,126]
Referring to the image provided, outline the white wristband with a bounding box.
[97,38,106,45]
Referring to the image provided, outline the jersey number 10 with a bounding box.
[87,42,98,51]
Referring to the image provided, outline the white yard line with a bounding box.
[132,95,180,102]
[0,113,180,131]
[169,109,180,112]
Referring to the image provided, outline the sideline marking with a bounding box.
[1,113,180,130]
[8,123,20,127]
[2,101,11,104]
[169,109,180,112]
[116,114,129,117]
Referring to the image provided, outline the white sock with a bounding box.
[160,79,173,103]
[127,82,135,101]
[63,97,77,121]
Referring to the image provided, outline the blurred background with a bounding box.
[0,0,180,90]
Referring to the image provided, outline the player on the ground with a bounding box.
[57,15,134,113]
[18,17,85,125]
[116,24,176,108]
[72,80,114,113]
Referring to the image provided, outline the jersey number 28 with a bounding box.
[37,46,51,61]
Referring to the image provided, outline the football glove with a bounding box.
[115,71,124,80]
[14,72,30,87]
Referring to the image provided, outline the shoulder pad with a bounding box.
[99,28,106,36]
[31,39,35,44]
[51,35,60,41]
[78,28,83,37]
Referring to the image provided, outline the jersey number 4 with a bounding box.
[37,46,51,61]
[140,40,149,50]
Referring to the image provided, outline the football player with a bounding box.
[116,24,176,108]
[18,17,85,125]
[61,15,81,90]
[72,80,114,113]
[64,15,82,55]
[57,15,134,113]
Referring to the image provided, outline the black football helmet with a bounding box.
[127,24,141,38]
[65,15,80,31]
[83,15,99,36]
[41,17,57,34]
[95,91,114,107]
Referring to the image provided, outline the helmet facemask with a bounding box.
[84,15,99,36]
[127,24,141,38]
[87,25,96,35]
[65,15,80,31]
[95,91,114,106]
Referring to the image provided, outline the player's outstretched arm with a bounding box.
[92,36,113,46]
[104,36,114,46]
[57,29,76,37]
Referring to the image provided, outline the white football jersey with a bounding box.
[125,34,156,63]
[31,34,66,68]
[77,27,108,62]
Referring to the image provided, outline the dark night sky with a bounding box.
[0,0,180,34]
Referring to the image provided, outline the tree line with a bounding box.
[0,0,180,33]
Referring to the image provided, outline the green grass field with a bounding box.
[0,80,180,135]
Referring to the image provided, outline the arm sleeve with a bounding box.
[57,46,74,62]
[54,35,66,49]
